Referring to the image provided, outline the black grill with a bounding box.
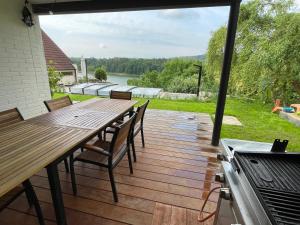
[234,152,300,225]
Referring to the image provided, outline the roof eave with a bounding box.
[32,0,231,15]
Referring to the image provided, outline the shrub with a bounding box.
[167,75,198,94]
[48,64,62,97]
[94,67,107,82]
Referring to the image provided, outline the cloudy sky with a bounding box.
[39,1,300,59]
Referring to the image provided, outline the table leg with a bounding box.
[47,164,67,225]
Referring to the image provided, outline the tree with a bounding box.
[204,0,299,103]
[94,67,107,82]
[127,58,201,93]
[71,57,168,75]
[48,64,62,97]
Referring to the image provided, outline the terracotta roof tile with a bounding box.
[41,30,75,71]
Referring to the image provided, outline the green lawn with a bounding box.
[53,93,300,152]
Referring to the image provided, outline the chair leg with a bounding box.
[141,128,145,148]
[69,154,77,196]
[108,168,118,202]
[104,130,107,141]
[97,131,103,140]
[23,180,45,225]
[64,158,69,173]
[127,147,133,174]
[131,137,137,162]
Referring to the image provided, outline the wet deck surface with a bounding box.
[0,109,221,225]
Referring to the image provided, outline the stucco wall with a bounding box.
[60,70,77,85]
[0,0,51,119]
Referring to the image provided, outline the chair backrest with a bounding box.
[110,90,132,100]
[44,96,72,112]
[0,108,24,128]
[135,100,149,125]
[110,113,136,156]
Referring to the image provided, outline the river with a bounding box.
[107,73,140,85]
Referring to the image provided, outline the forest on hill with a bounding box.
[70,55,203,76]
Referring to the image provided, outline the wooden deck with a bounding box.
[0,109,221,225]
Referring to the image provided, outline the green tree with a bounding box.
[128,58,200,93]
[204,0,299,103]
[204,26,227,87]
[48,64,62,97]
[94,67,107,82]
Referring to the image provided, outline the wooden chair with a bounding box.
[0,108,45,225]
[44,95,72,112]
[44,96,73,172]
[130,100,149,162]
[110,90,132,100]
[0,108,24,128]
[105,90,134,137]
[70,113,136,202]
[106,100,149,162]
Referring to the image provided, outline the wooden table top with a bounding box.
[0,98,137,197]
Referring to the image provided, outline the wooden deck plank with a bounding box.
[186,209,215,225]
[170,206,186,225]
[8,196,128,225]
[69,165,218,193]
[30,176,155,214]
[134,147,218,163]
[151,203,172,225]
[34,187,153,225]
[32,172,217,212]
[0,109,220,225]
[0,208,56,225]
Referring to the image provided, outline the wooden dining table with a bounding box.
[0,98,137,225]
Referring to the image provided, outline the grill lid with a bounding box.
[234,152,300,225]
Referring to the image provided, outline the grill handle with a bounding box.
[231,158,240,173]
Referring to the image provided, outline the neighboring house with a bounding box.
[41,30,77,85]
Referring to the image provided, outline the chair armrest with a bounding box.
[83,144,111,156]
[110,123,121,128]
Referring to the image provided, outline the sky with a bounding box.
[39,7,230,58]
[39,1,300,59]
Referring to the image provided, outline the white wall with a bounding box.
[0,0,51,119]
[60,70,77,85]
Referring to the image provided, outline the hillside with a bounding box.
[70,55,205,75]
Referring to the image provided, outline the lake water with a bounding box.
[107,73,139,85]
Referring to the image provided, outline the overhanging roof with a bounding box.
[32,0,231,15]
[41,30,75,71]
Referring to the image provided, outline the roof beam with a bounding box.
[32,0,230,15]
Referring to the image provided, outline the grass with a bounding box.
[53,92,300,152]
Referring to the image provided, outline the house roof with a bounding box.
[41,30,75,71]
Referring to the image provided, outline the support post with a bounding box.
[85,58,88,83]
[194,64,202,97]
[211,0,241,146]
